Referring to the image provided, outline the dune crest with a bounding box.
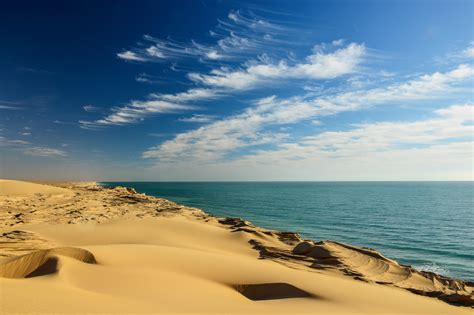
[0,247,96,278]
[0,179,72,196]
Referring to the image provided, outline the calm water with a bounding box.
[102,182,473,281]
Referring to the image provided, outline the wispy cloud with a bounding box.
[144,104,473,181]
[188,41,366,90]
[0,100,22,110]
[23,147,67,157]
[0,135,67,158]
[117,50,147,62]
[97,9,371,130]
[148,133,168,138]
[80,89,215,128]
[80,99,197,129]
[88,41,367,128]
[0,137,30,146]
[83,104,102,113]
[143,64,473,162]
[462,42,474,58]
[135,73,165,84]
[53,120,77,125]
[117,9,301,63]
[436,42,474,64]
[153,88,219,102]
[178,114,216,123]
[0,105,20,110]
[235,104,473,163]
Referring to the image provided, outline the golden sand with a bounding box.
[0,179,471,314]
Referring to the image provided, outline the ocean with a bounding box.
[101,182,473,281]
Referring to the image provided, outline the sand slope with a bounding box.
[0,179,72,196]
[0,247,96,278]
[0,180,471,314]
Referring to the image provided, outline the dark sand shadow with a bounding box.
[26,257,58,278]
[234,283,315,301]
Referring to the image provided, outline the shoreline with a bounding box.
[0,179,472,313]
[98,181,473,282]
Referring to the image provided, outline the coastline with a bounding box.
[98,181,474,282]
[0,179,472,314]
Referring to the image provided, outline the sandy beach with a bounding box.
[0,179,472,314]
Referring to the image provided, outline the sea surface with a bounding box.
[101,182,473,281]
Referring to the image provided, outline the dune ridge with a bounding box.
[0,247,96,278]
[0,179,472,313]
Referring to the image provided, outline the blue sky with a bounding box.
[1,0,473,180]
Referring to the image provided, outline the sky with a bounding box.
[0,0,473,181]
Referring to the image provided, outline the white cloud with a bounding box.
[0,135,67,158]
[144,105,473,181]
[439,43,474,63]
[143,109,288,161]
[178,114,216,123]
[463,45,474,58]
[148,133,168,138]
[223,105,474,179]
[224,10,288,34]
[80,99,197,129]
[23,147,67,157]
[143,65,473,162]
[117,10,300,63]
[145,46,166,58]
[298,42,366,78]
[205,50,223,60]
[0,105,20,110]
[295,104,473,157]
[80,87,221,128]
[140,36,211,60]
[135,73,164,84]
[117,51,147,62]
[154,88,219,103]
[0,137,30,146]
[0,100,22,110]
[102,12,367,129]
[53,120,76,125]
[80,88,218,128]
[149,140,473,181]
[188,42,366,90]
[83,104,101,112]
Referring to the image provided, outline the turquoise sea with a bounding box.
[101,182,473,281]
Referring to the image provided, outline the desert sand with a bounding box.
[0,179,472,314]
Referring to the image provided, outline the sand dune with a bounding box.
[0,179,72,196]
[0,179,471,314]
[0,247,96,278]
